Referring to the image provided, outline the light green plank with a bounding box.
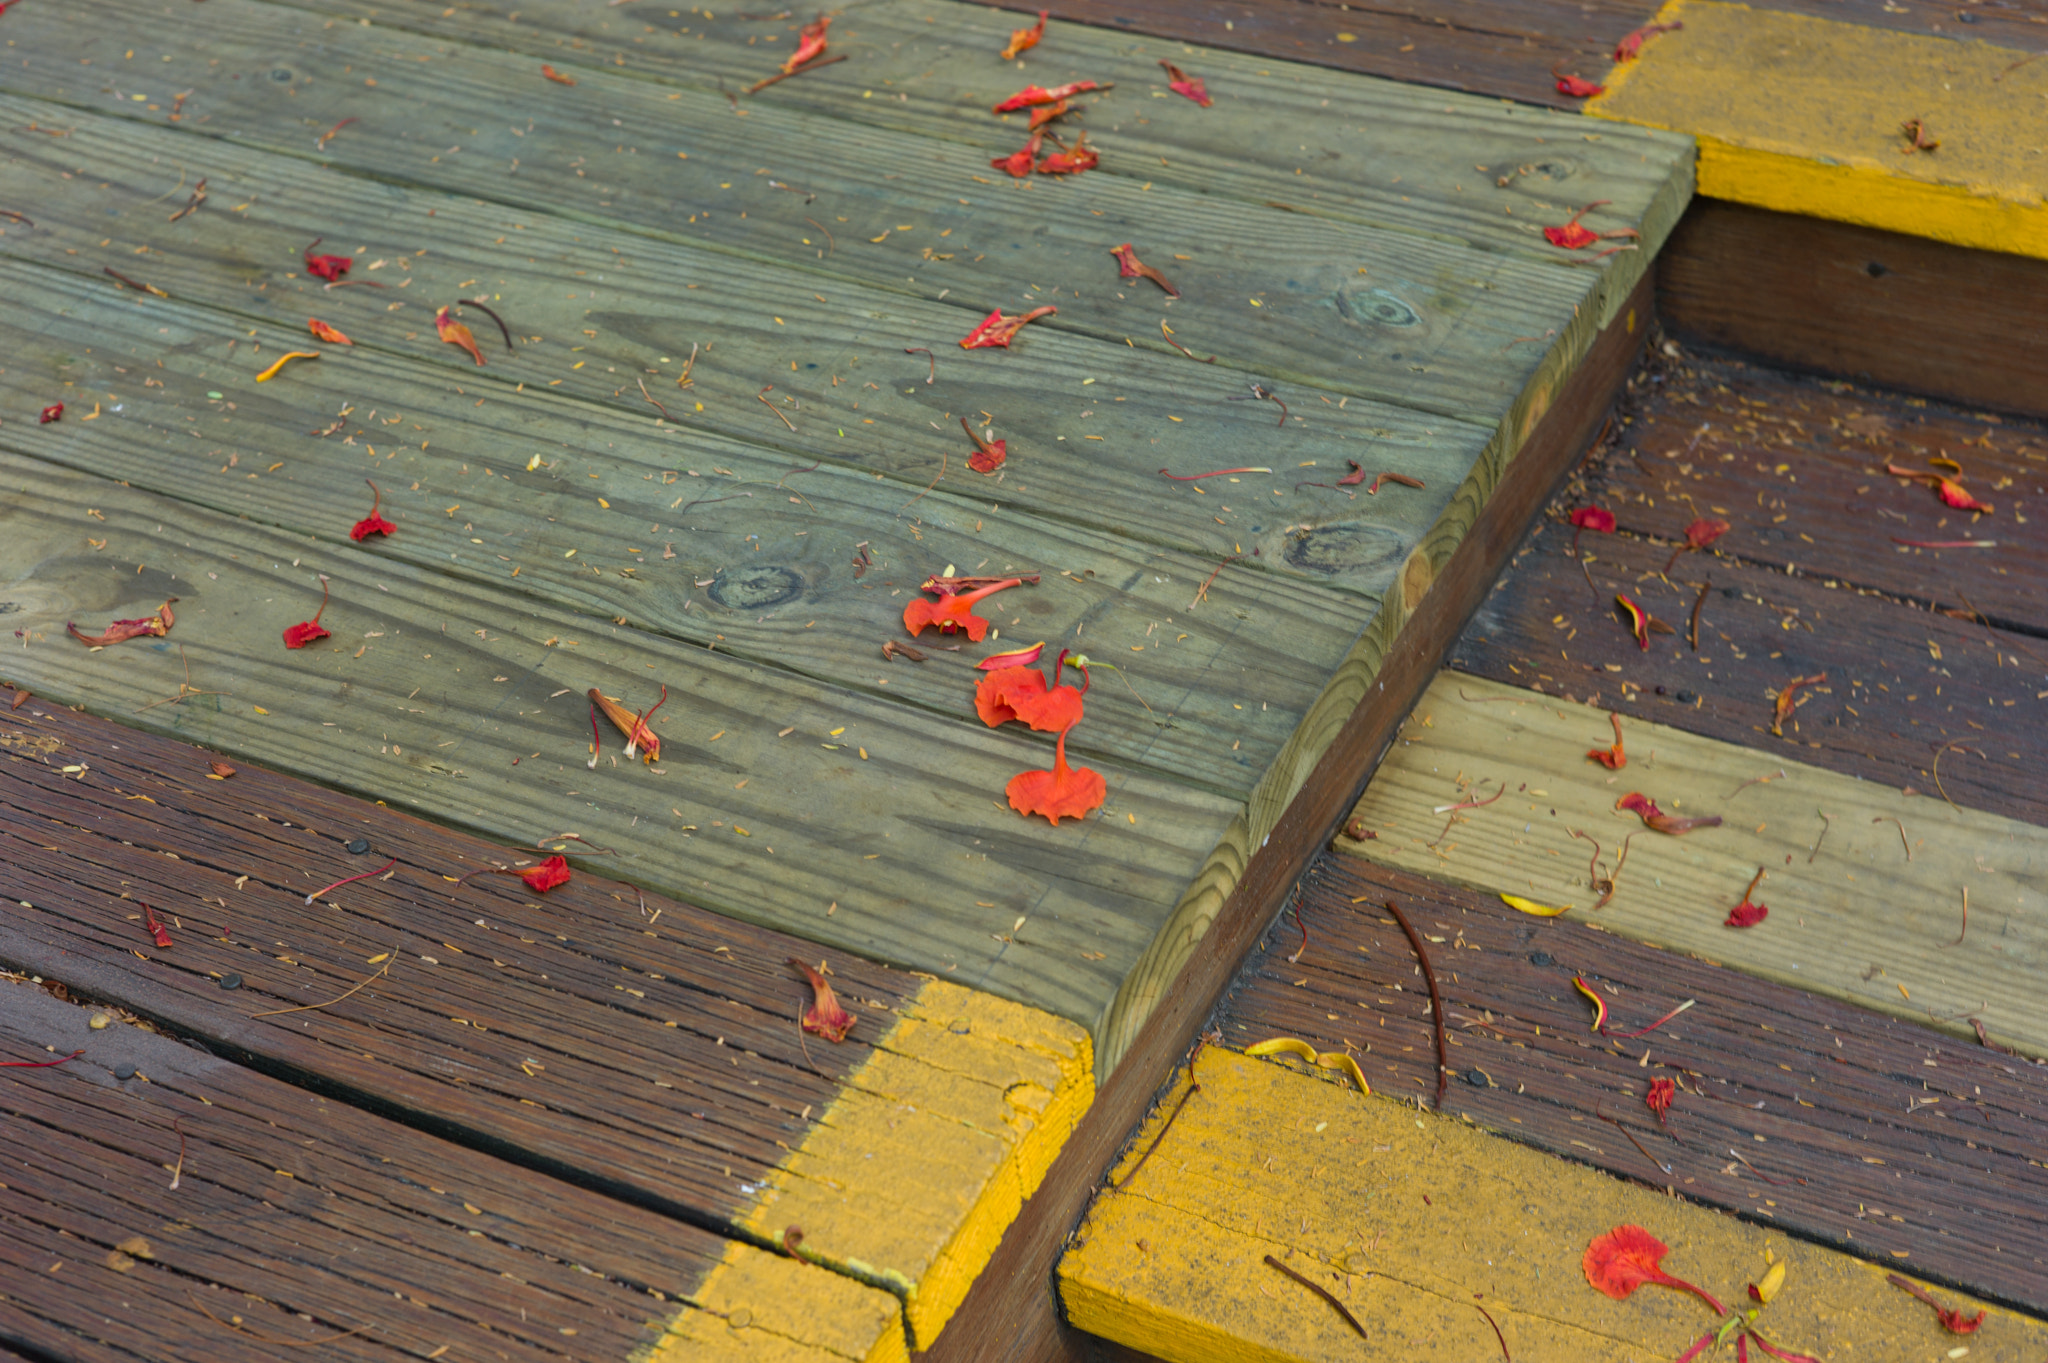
[1341,672,2048,1058]
[0,92,1484,603]
[0,0,1687,429]
[0,256,1366,798]
[0,450,1243,1027]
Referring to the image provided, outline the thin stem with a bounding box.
[1385,900,1447,1110]
[304,854,396,906]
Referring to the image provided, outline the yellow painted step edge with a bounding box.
[734,976,1092,1351]
[1587,0,2048,260]
[1061,1047,2048,1363]
[640,1239,910,1363]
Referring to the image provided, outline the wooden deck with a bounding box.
[8,0,2045,1357]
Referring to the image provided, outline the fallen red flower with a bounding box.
[903,577,1021,642]
[1336,461,1369,487]
[1000,9,1046,60]
[1583,1225,1725,1314]
[1645,1076,1675,1124]
[789,957,856,1041]
[782,14,830,73]
[993,80,1102,113]
[1007,725,1107,825]
[309,318,353,345]
[69,597,177,647]
[283,576,332,649]
[1725,867,1769,928]
[1037,133,1098,174]
[960,305,1057,349]
[520,854,572,893]
[1557,74,1605,97]
[991,131,1045,178]
[1616,593,1651,650]
[962,416,1007,474]
[1684,517,1730,550]
[1570,505,1616,532]
[1544,201,1641,253]
[540,62,577,85]
[38,402,63,424]
[1886,1274,1984,1334]
[1613,19,1682,61]
[1027,99,1071,130]
[589,684,665,763]
[1110,242,1180,297]
[1159,59,1212,107]
[141,903,174,949]
[1588,711,1626,769]
[436,306,486,366]
[1616,791,1723,836]
[1884,462,1992,513]
[351,478,396,541]
[1771,672,1826,737]
[977,648,1088,733]
[303,236,352,282]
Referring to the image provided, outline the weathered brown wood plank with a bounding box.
[0,969,893,1361]
[1214,853,2048,1317]
[1659,201,2048,424]
[1449,515,2048,827]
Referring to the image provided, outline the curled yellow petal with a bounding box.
[255,350,321,382]
[1756,1259,1787,1304]
[1245,1036,1370,1096]
[1500,893,1571,917]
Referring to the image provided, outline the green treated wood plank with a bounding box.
[0,0,1686,432]
[0,258,1367,798]
[0,450,1244,1029]
[0,92,1486,606]
[1341,672,2048,1059]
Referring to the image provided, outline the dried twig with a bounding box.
[1385,899,1446,1109]
[895,450,946,516]
[1112,1082,1201,1190]
[756,384,797,433]
[903,346,935,384]
[744,52,847,93]
[1874,815,1912,861]
[1596,1101,1672,1176]
[1264,1255,1368,1340]
[636,377,671,421]
[1808,809,1831,863]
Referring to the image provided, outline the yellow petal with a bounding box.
[1756,1259,1787,1304]
[1500,893,1571,917]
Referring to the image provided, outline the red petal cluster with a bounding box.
[781,14,830,73]
[1645,1077,1675,1124]
[1159,60,1212,107]
[350,478,396,541]
[303,237,352,282]
[519,855,572,893]
[1557,74,1605,97]
[39,402,64,424]
[69,598,177,648]
[960,305,1058,350]
[789,957,856,1041]
[1583,1225,1725,1313]
[1000,10,1045,61]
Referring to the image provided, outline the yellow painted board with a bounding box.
[1589,0,2048,259]
[738,979,1093,1351]
[1061,1047,2048,1363]
[1337,672,2048,1057]
[641,1240,908,1363]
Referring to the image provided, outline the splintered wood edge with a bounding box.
[1588,0,2048,260]
[1090,254,1682,1077]
[642,978,1094,1354]
[1060,1047,2048,1363]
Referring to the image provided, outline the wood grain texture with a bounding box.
[0,95,1484,611]
[918,272,1650,1363]
[1660,199,2048,422]
[0,974,899,1362]
[0,254,1373,802]
[1451,519,2048,828]
[0,449,1246,1028]
[1219,854,2048,1318]
[1061,1045,2048,1363]
[0,0,1689,432]
[1339,670,2048,1057]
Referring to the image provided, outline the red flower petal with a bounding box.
[436,306,486,366]
[1616,792,1661,821]
[1000,9,1045,60]
[1570,505,1616,533]
[1159,60,1213,107]
[351,513,396,541]
[1587,712,1626,769]
[780,14,830,73]
[283,620,332,649]
[68,599,176,648]
[1725,900,1768,928]
[976,666,1044,728]
[1007,727,1106,825]
[991,133,1044,178]
[1935,478,1992,513]
[1583,1225,1724,1313]
[1645,1077,1675,1123]
[903,577,1020,641]
[1546,221,1602,250]
[39,402,64,424]
[303,239,353,283]
[519,854,572,893]
[309,318,353,345]
[960,305,1058,349]
[1557,74,1606,97]
[789,957,856,1042]
[1615,593,1651,650]
[992,80,1101,113]
[1684,516,1731,549]
[1036,133,1098,175]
